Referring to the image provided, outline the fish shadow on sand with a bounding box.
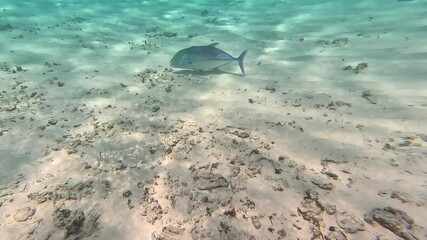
[172,69,244,77]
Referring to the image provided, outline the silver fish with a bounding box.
[170,43,248,75]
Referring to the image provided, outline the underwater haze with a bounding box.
[1,0,426,239]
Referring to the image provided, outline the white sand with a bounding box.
[1,0,426,239]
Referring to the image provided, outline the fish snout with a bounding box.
[169,58,177,68]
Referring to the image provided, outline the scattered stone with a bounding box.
[216,220,253,239]
[27,181,94,204]
[361,90,378,104]
[312,177,334,190]
[46,76,59,84]
[69,139,82,148]
[224,207,237,218]
[4,104,17,112]
[123,190,132,198]
[48,118,58,125]
[383,143,394,150]
[325,226,348,240]
[298,190,323,222]
[53,208,86,237]
[187,33,198,38]
[195,173,228,190]
[201,10,209,16]
[83,204,102,237]
[67,148,78,154]
[419,134,427,142]
[230,130,250,139]
[14,207,36,222]
[390,191,412,203]
[251,216,262,229]
[165,84,173,92]
[354,62,368,74]
[343,65,352,71]
[13,65,23,72]
[317,38,348,47]
[140,198,163,224]
[326,101,351,111]
[311,223,323,239]
[298,189,331,239]
[331,38,348,47]
[271,161,282,174]
[336,211,366,233]
[388,158,400,167]
[134,67,177,90]
[248,98,254,103]
[152,106,160,112]
[321,169,339,180]
[27,192,47,204]
[293,98,302,107]
[1,62,10,72]
[245,161,262,177]
[161,225,185,239]
[265,86,276,93]
[365,207,419,240]
[398,140,412,147]
[325,203,337,215]
[242,197,256,209]
[355,124,364,130]
[286,159,298,168]
[163,31,177,37]
[0,23,13,31]
[66,15,88,24]
[277,229,287,239]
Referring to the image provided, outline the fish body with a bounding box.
[170,43,247,75]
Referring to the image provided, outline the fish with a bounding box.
[170,43,248,75]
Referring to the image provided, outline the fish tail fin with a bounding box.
[237,50,248,75]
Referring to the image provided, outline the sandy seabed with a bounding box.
[1,0,426,239]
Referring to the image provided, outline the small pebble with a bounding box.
[123,190,132,198]
[14,207,36,222]
[48,119,58,125]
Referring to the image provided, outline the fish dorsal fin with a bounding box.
[207,43,219,47]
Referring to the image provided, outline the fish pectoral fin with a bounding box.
[207,43,219,47]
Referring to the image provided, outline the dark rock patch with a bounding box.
[312,177,334,190]
[336,211,365,233]
[14,207,36,222]
[365,207,419,240]
[325,226,348,240]
[195,173,228,190]
[53,208,86,238]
